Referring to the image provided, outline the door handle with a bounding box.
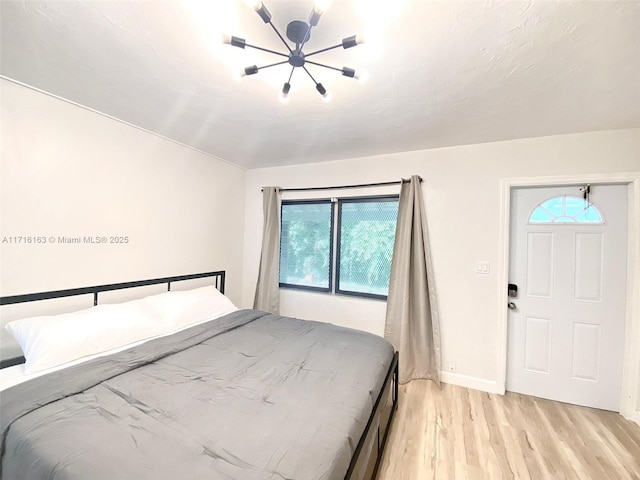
[507,302,517,310]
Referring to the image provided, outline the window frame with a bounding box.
[279,194,399,301]
[279,199,335,294]
[335,195,399,301]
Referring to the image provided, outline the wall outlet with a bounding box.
[448,362,457,373]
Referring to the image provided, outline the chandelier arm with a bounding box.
[287,67,295,83]
[257,60,291,71]
[267,22,293,53]
[298,24,313,51]
[301,66,320,85]
[244,43,289,58]
[304,43,342,57]
[304,60,343,73]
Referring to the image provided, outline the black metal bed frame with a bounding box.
[0,271,225,307]
[345,350,399,480]
[0,270,398,480]
[0,271,225,368]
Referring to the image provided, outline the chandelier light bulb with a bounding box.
[316,83,332,102]
[232,69,245,81]
[280,82,291,103]
[313,0,334,14]
[243,0,263,11]
[341,67,355,78]
[356,69,369,84]
[342,35,364,49]
[222,35,246,49]
[316,83,327,96]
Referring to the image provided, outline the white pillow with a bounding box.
[5,299,163,374]
[142,286,237,332]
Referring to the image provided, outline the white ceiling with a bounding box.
[1,0,639,169]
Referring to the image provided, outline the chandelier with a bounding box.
[224,0,365,102]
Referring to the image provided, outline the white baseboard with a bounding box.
[440,371,502,394]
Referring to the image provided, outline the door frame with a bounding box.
[497,172,640,423]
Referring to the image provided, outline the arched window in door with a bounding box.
[528,195,604,224]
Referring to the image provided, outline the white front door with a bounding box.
[507,184,628,411]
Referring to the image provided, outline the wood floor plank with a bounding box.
[377,380,640,480]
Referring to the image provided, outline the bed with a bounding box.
[0,272,398,480]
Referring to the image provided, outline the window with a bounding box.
[336,198,398,298]
[529,195,604,224]
[279,196,399,299]
[279,200,333,291]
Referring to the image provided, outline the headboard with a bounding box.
[0,271,226,368]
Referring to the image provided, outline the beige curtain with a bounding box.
[385,176,441,384]
[253,187,281,314]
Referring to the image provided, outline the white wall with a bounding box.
[242,129,640,396]
[0,79,246,359]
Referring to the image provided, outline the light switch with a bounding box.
[475,262,490,274]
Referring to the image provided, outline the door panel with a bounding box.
[507,184,627,411]
[524,316,551,374]
[571,322,600,381]
[526,232,554,298]
[574,233,604,302]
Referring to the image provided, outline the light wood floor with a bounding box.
[377,380,640,480]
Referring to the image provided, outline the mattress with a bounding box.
[0,309,394,480]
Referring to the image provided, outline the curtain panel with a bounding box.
[253,187,281,314]
[385,176,441,384]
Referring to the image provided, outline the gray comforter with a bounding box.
[0,310,394,480]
